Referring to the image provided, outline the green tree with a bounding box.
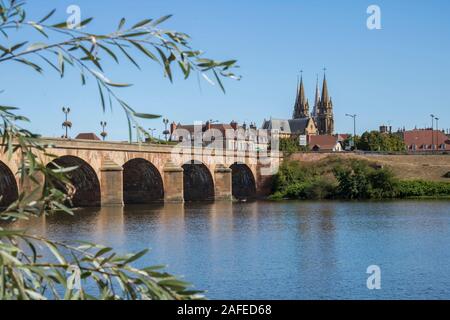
[356,131,406,152]
[0,0,239,300]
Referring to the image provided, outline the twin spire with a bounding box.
[293,71,332,120]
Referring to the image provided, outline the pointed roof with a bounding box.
[293,75,309,118]
[298,76,306,106]
[321,73,329,103]
[314,74,320,106]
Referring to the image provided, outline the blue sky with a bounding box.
[1,0,450,140]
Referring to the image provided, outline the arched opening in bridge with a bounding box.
[46,156,101,207]
[230,163,256,200]
[182,161,214,201]
[0,161,18,208]
[123,158,164,204]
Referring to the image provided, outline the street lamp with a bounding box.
[148,128,156,139]
[435,116,440,150]
[62,107,72,139]
[100,121,107,141]
[346,113,357,151]
[430,114,435,150]
[163,118,169,141]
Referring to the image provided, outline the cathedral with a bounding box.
[293,73,334,135]
[262,72,335,137]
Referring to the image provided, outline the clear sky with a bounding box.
[1,0,450,140]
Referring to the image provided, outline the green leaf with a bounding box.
[97,80,106,112]
[132,19,152,29]
[26,42,47,52]
[118,18,126,30]
[213,69,225,93]
[121,249,149,265]
[114,42,140,70]
[151,15,172,27]
[13,58,43,73]
[58,50,64,77]
[79,17,94,28]
[133,112,161,119]
[29,22,48,38]
[130,41,159,63]
[39,9,56,23]
[97,43,118,63]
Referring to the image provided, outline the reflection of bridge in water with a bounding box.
[0,138,277,207]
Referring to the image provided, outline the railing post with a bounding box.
[163,161,184,203]
[100,159,124,207]
[214,164,232,201]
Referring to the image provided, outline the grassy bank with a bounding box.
[270,157,450,200]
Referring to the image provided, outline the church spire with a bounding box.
[313,74,320,117]
[293,72,309,119]
[321,69,329,104]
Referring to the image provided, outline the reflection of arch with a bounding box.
[0,161,18,208]
[46,156,101,207]
[230,163,256,200]
[182,161,214,201]
[123,158,164,204]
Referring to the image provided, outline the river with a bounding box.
[15,200,450,299]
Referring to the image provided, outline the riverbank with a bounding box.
[270,157,450,201]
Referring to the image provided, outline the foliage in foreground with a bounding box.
[0,0,240,300]
[270,158,450,200]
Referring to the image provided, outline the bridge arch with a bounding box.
[122,158,164,204]
[0,160,18,208]
[46,156,101,207]
[230,163,256,200]
[182,161,215,201]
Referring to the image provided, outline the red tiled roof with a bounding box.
[402,130,450,150]
[336,134,350,141]
[308,135,340,150]
[75,133,101,141]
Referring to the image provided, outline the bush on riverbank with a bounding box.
[396,180,450,198]
[270,158,450,200]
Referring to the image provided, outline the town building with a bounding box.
[169,121,268,152]
[399,129,450,152]
[308,135,343,152]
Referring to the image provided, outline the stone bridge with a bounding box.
[0,138,278,207]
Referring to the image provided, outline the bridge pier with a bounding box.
[20,171,45,203]
[163,161,184,203]
[214,164,232,201]
[100,159,124,207]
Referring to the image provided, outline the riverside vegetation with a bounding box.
[270,157,450,200]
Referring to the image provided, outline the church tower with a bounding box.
[292,75,310,119]
[316,72,334,135]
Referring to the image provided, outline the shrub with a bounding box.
[396,180,450,198]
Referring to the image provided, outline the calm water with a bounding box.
[15,200,450,300]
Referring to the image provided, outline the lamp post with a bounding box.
[346,113,357,151]
[100,121,107,141]
[430,114,435,150]
[435,116,439,150]
[163,118,169,141]
[62,107,71,139]
[148,128,156,139]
